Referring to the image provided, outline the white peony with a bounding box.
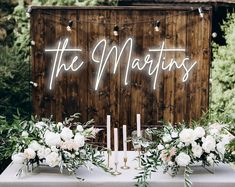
[45,152,61,167]
[171,131,178,138]
[24,148,36,160]
[202,135,216,153]
[29,140,41,151]
[76,125,84,132]
[179,128,195,145]
[21,131,29,137]
[192,144,203,158]
[157,144,164,150]
[44,131,61,147]
[12,153,25,164]
[60,127,74,141]
[175,152,191,166]
[73,133,85,150]
[162,134,172,143]
[35,121,46,129]
[194,127,205,139]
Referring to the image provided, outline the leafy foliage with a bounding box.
[0,112,25,172]
[211,13,235,115]
[134,118,235,187]
[0,0,117,174]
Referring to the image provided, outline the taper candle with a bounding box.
[137,114,141,137]
[123,125,127,158]
[114,128,118,163]
[107,115,111,150]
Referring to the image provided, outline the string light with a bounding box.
[113,25,119,36]
[40,7,205,31]
[31,40,35,46]
[66,20,73,32]
[30,81,38,87]
[212,32,217,38]
[198,7,204,18]
[154,20,160,32]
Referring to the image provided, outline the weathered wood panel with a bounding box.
[30,6,212,149]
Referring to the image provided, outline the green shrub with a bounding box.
[211,13,235,115]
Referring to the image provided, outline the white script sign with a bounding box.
[45,38,197,90]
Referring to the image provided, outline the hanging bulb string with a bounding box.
[38,7,205,28]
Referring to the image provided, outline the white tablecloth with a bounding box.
[0,152,235,187]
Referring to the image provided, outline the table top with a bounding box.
[0,151,235,187]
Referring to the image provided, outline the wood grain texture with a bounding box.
[31,6,212,149]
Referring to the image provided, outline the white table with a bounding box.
[0,152,235,187]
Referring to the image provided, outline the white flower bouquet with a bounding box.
[11,113,107,178]
[135,123,234,187]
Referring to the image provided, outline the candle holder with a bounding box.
[112,162,121,175]
[106,149,113,171]
[121,157,130,170]
[135,148,143,170]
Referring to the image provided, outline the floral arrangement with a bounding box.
[11,113,107,178]
[135,122,234,187]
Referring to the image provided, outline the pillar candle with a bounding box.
[123,125,127,158]
[137,114,141,137]
[107,115,111,150]
[114,128,118,163]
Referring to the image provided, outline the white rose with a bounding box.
[29,140,41,151]
[177,142,184,148]
[44,131,61,147]
[73,133,85,150]
[76,125,84,132]
[162,134,172,143]
[194,127,205,139]
[35,121,46,129]
[24,148,36,160]
[44,148,51,156]
[175,152,191,166]
[179,129,195,145]
[61,139,75,150]
[192,144,203,158]
[171,131,178,138]
[12,153,25,164]
[51,146,59,153]
[157,144,164,150]
[216,142,225,156]
[37,147,46,159]
[207,153,215,165]
[60,127,74,141]
[21,131,29,137]
[202,135,216,153]
[45,152,61,167]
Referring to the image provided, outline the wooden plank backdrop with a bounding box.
[30,6,212,149]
